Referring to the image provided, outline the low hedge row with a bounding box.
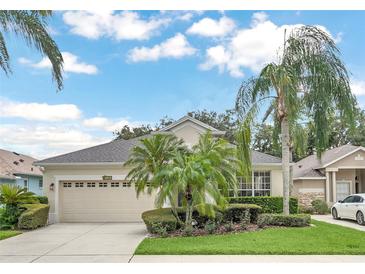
[142,208,180,234]
[257,213,311,227]
[35,196,49,205]
[229,196,298,214]
[223,204,261,224]
[142,204,262,234]
[18,203,50,230]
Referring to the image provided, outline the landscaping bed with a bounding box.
[135,220,365,255]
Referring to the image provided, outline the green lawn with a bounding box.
[0,230,21,241]
[135,220,365,255]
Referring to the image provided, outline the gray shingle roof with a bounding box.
[35,136,147,165]
[35,135,281,165]
[0,149,43,179]
[293,144,360,179]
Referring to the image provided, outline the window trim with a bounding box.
[235,170,271,197]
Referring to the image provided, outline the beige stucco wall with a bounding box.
[293,179,325,196]
[293,179,325,206]
[169,120,208,147]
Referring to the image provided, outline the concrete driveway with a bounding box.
[312,214,365,232]
[0,223,147,263]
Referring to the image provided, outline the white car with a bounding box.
[331,193,365,225]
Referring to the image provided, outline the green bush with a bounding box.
[311,199,329,215]
[299,205,315,214]
[229,196,298,214]
[204,221,216,234]
[142,208,179,234]
[257,213,311,227]
[0,204,22,230]
[18,204,49,230]
[222,204,261,224]
[35,196,49,204]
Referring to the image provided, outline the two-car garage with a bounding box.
[59,180,155,222]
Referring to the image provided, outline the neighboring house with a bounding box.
[35,116,283,224]
[0,149,44,195]
[293,144,365,207]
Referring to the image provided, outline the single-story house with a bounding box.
[35,116,284,223]
[293,144,365,206]
[0,148,44,195]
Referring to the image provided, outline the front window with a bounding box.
[235,171,271,197]
[254,171,271,196]
[24,179,28,190]
[39,179,43,189]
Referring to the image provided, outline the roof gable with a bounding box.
[158,116,225,135]
[293,144,362,179]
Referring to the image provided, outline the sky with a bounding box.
[1,10,365,159]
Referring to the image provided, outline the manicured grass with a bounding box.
[0,230,21,241]
[135,220,365,255]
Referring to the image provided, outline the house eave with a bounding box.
[34,162,124,167]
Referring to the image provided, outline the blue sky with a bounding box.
[1,10,365,159]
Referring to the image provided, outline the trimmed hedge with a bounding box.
[257,213,311,227]
[142,208,179,234]
[35,196,49,204]
[229,196,298,214]
[18,204,49,230]
[223,204,261,224]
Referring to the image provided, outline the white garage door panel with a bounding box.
[60,180,155,222]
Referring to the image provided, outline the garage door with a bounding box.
[59,180,155,222]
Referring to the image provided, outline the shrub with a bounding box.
[204,221,216,234]
[182,226,194,236]
[0,204,22,230]
[311,199,329,215]
[222,204,261,224]
[257,213,311,227]
[229,196,298,214]
[142,208,179,234]
[177,207,223,228]
[299,205,315,214]
[18,204,50,230]
[35,196,49,204]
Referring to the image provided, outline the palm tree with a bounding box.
[0,184,37,206]
[154,132,238,227]
[236,26,356,215]
[0,10,63,90]
[124,133,186,205]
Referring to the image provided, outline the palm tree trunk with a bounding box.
[281,117,290,215]
[289,147,293,196]
[185,186,193,227]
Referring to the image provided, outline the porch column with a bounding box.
[325,171,330,202]
[332,171,337,202]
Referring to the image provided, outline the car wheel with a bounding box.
[356,211,365,225]
[332,208,339,220]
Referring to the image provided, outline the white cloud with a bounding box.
[20,52,98,75]
[351,79,365,96]
[127,33,197,62]
[200,12,340,78]
[186,16,236,37]
[83,116,144,132]
[63,11,170,41]
[0,97,82,121]
[0,124,108,159]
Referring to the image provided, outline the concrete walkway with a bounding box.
[130,255,365,263]
[0,223,147,263]
[312,214,365,232]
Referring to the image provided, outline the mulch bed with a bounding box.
[149,223,263,238]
